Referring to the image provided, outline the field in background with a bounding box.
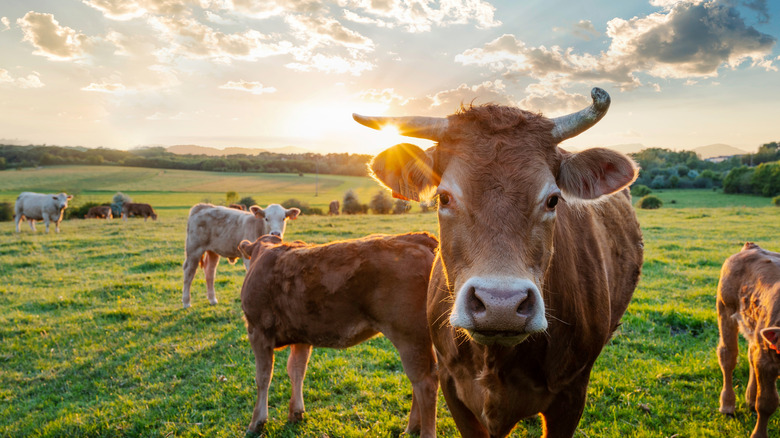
[1,166,780,437]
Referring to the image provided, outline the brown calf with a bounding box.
[356,87,643,437]
[328,200,339,215]
[718,242,780,438]
[122,202,157,221]
[228,203,246,210]
[238,232,439,437]
[85,205,112,219]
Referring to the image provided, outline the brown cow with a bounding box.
[228,203,246,211]
[355,87,643,437]
[122,202,157,221]
[328,200,339,215]
[238,232,439,437]
[85,205,112,219]
[718,242,780,438]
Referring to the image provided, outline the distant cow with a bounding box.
[718,242,780,438]
[85,205,112,219]
[122,203,157,221]
[238,232,439,437]
[328,200,339,215]
[228,203,246,211]
[355,87,643,437]
[182,203,300,308]
[14,192,73,233]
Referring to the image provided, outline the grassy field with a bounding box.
[1,166,779,437]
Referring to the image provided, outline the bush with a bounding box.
[281,198,323,215]
[370,190,393,214]
[0,202,12,221]
[636,195,663,209]
[342,190,363,215]
[393,199,411,214]
[773,195,780,206]
[66,201,102,220]
[650,175,667,189]
[751,161,780,197]
[226,191,239,205]
[111,192,132,217]
[723,166,755,194]
[631,185,652,197]
[238,196,257,209]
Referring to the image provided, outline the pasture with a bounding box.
[1,166,779,437]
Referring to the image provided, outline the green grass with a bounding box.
[1,167,780,437]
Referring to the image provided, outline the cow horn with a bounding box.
[550,87,610,143]
[352,114,449,141]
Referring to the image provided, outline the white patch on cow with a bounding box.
[262,204,290,237]
[436,164,465,218]
[538,179,560,221]
[450,276,548,334]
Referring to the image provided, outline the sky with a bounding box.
[0,0,778,155]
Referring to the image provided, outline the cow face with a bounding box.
[239,235,282,260]
[52,193,73,211]
[250,204,301,238]
[358,88,637,346]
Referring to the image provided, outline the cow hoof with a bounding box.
[288,410,304,423]
[719,406,735,416]
[182,302,191,309]
[208,299,218,306]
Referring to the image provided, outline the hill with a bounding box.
[166,144,310,156]
[692,143,749,159]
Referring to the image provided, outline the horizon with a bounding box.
[0,1,778,155]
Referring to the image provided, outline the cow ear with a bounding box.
[286,208,301,220]
[238,240,255,259]
[761,327,780,347]
[67,195,73,200]
[370,143,439,202]
[557,147,638,200]
[250,206,264,218]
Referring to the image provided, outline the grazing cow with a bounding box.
[718,242,780,438]
[229,203,247,211]
[354,87,644,437]
[85,205,112,219]
[14,192,73,233]
[238,232,439,437]
[122,202,158,221]
[328,200,340,215]
[182,203,300,308]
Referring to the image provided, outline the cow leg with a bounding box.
[391,342,438,438]
[28,219,36,232]
[247,323,275,433]
[751,357,779,438]
[438,366,489,438]
[54,220,61,233]
[717,299,739,415]
[540,371,591,438]
[43,217,51,233]
[203,250,220,305]
[182,251,203,308]
[14,214,21,232]
[286,343,312,423]
[747,344,759,411]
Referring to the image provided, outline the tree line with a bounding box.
[0,145,372,177]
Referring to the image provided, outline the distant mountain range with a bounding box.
[166,144,310,156]
[595,143,750,159]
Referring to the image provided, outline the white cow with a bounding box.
[14,192,73,233]
[182,203,300,308]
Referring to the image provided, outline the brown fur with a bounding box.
[239,232,439,437]
[328,200,340,215]
[85,205,112,219]
[717,243,780,438]
[369,103,643,437]
[228,203,246,210]
[121,202,157,221]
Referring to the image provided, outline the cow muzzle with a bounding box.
[269,231,281,237]
[450,277,548,346]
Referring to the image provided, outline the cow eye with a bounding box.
[546,194,560,210]
[438,192,451,207]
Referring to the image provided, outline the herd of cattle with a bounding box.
[9,88,780,438]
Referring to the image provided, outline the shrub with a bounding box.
[393,199,411,214]
[631,185,652,197]
[111,192,132,217]
[281,198,322,215]
[342,190,363,215]
[773,195,780,206]
[723,166,755,194]
[66,201,102,220]
[369,190,393,214]
[751,161,780,197]
[636,195,663,209]
[650,175,667,189]
[226,191,239,205]
[0,202,12,221]
[238,196,257,209]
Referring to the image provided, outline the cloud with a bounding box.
[456,0,776,101]
[17,12,93,61]
[81,0,195,20]
[0,69,45,88]
[572,20,600,40]
[82,82,126,93]
[338,0,501,32]
[218,80,277,94]
[361,80,515,115]
[1,16,10,31]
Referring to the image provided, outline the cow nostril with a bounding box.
[466,287,486,313]
[271,231,281,237]
[516,290,534,316]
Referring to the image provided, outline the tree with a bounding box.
[111,192,132,217]
[751,161,780,197]
[226,191,239,205]
[370,190,393,214]
[723,166,755,194]
[342,190,363,214]
[238,196,257,209]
